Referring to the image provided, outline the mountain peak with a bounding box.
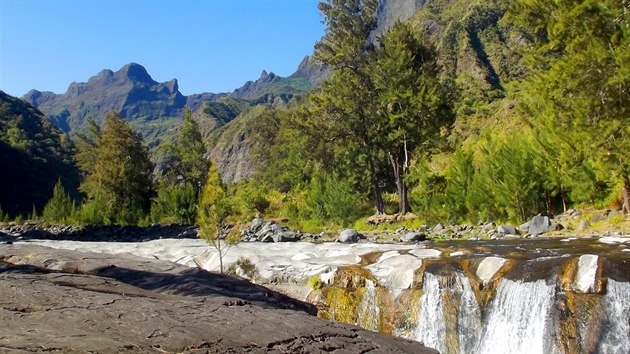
[116,63,155,84]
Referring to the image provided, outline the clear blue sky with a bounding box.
[0,0,324,96]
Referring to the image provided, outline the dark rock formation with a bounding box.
[0,244,437,353]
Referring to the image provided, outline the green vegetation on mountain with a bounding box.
[0,90,79,218]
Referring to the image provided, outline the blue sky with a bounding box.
[0,0,324,96]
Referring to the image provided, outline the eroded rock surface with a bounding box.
[0,244,436,353]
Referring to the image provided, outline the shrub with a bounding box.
[227,257,259,280]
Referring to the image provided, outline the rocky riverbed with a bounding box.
[0,243,436,353]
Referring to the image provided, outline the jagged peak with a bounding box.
[115,62,155,84]
[259,70,269,81]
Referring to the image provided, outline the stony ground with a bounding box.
[0,244,436,353]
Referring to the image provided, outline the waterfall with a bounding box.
[356,279,380,332]
[413,272,481,354]
[597,280,630,354]
[475,279,555,354]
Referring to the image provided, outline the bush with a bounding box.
[150,182,198,225]
[306,170,362,227]
[226,257,259,280]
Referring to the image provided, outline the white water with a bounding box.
[413,273,481,354]
[597,280,630,354]
[474,279,554,354]
[356,279,380,332]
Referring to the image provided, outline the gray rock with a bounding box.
[401,232,426,242]
[250,218,264,232]
[497,225,518,235]
[272,231,300,243]
[483,222,496,231]
[338,229,359,243]
[0,244,436,353]
[432,223,445,232]
[528,215,551,235]
[578,219,590,231]
[519,221,531,233]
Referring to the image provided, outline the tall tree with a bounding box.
[308,0,386,214]
[78,111,153,224]
[370,21,451,214]
[170,107,209,194]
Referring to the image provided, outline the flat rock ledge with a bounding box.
[0,244,436,354]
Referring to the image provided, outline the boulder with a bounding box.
[519,221,531,233]
[250,218,264,232]
[497,224,518,235]
[432,223,445,232]
[401,232,426,242]
[578,219,590,231]
[272,231,300,243]
[338,229,359,243]
[527,215,552,235]
[483,222,496,231]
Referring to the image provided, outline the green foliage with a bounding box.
[76,111,153,225]
[42,179,76,224]
[197,163,238,274]
[150,182,197,225]
[308,275,324,290]
[0,92,80,218]
[306,170,362,227]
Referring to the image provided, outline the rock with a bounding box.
[483,222,496,231]
[0,244,436,353]
[400,232,426,242]
[528,215,552,235]
[573,254,601,293]
[476,257,508,286]
[250,218,264,232]
[578,219,590,231]
[432,223,445,232]
[338,229,359,243]
[519,221,531,233]
[497,224,518,235]
[272,231,300,243]
[367,254,421,290]
[409,248,442,258]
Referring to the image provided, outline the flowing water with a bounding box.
[474,279,555,353]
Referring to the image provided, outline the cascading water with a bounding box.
[474,279,555,354]
[597,280,630,354]
[356,279,380,332]
[413,272,481,354]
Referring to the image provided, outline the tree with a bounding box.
[197,163,238,274]
[370,21,451,214]
[77,111,153,225]
[307,0,386,214]
[512,0,630,214]
[150,182,197,225]
[166,107,209,194]
[42,179,76,224]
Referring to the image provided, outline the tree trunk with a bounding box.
[389,152,411,215]
[622,173,630,216]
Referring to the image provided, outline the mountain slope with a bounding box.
[0,91,80,216]
[23,63,187,140]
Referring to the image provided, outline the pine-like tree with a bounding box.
[42,179,76,224]
[77,111,153,225]
[370,21,451,214]
[197,164,237,274]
